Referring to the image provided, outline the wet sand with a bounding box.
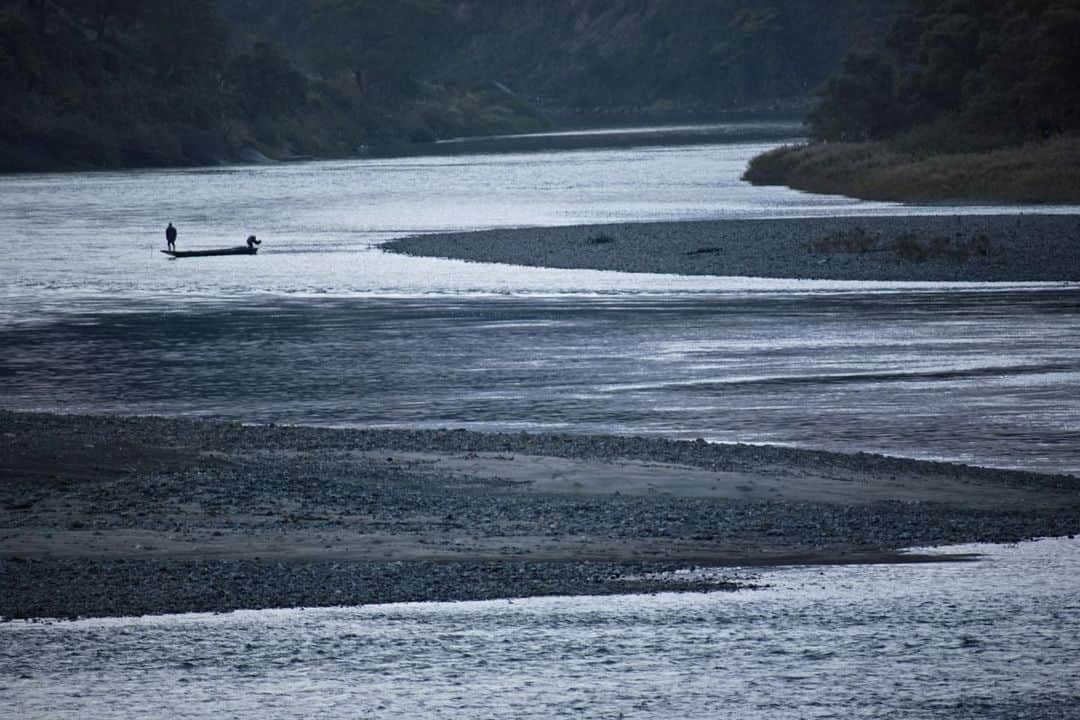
[384,214,1080,282]
[3,410,1077,619]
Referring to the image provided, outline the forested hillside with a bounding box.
[807,0,1080,147]
[744,0,1080,202]
[434,0,902,119]
[1,0,903,171]
[0,0,551,170]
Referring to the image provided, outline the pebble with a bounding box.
[2,409,1078,620]
[383,215,1080,282]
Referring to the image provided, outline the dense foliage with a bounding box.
[0,0,905,170]
[0,0,547,169]
[220,0,903,118]
[809,0,1080,146]
[0,0,233,168]
[433,0,903,116]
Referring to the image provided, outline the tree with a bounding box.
[226,42,307,119]
[140,0,226,87]
[0,12,39,93]
[1025,5,1080,136]
[808,52,898,141]
[66,0,140,42]
[306,0,447,101]
[809,0,1080,143]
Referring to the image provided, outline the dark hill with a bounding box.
[1,0,903,171]
[432,0,903,120]
[744,0,1080,203]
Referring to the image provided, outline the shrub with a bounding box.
[809,227,876,254]
[744,135,1080,203]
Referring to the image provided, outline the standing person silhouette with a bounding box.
[166,223,177,251]
[246,235,261,250]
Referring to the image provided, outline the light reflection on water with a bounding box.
[2,131,1079,716]
[1,128,1078,472]
[2,132,1078,310]
[3,291,1079,474]
[3,538,1078,719]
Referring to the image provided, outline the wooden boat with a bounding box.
[162,246,258,258]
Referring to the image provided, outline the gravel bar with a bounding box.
[384,214,1080,281]
[3,410,1078,619]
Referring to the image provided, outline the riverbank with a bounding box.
[385,213,1080,282]
[743,137,1080,204]
[3,410,1078,619]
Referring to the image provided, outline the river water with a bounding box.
[3,538,1079,719]
[1,124,1078,473]
[3,124,1080,718]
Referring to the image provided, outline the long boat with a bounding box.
[161,246,258,258]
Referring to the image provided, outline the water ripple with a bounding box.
[3,539,1078,719]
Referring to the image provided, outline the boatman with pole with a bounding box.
[166,223,177,251]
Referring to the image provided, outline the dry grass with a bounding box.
[744,136,1080,203]
[808,227,878,254]
[808,226,994,262]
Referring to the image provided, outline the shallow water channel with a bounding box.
[1,124,1078,473]
[2,126,1079,717]
[3,289,1079,474]
[3,538,1078,719]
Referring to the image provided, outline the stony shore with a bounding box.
[384,214,1080,282]
[3,410,1078,620]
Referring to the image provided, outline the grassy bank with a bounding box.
[743,136,1080,203]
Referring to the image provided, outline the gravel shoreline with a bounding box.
[384,214,1080,282]
[3,410,1078,620]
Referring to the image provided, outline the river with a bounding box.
[2,125,1080,718]
[1,123,1078,473]
[3,538,1079,719]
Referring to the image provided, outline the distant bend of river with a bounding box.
[1,123,1078,475]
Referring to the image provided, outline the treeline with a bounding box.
[0,0,547,170]
[433,0,903,118]
[1,1,234,169]
[744,1,1080,202]
[215,0,548,143]
[219,0,904,123]
[808,0,1080,148]
[0,0,907,171]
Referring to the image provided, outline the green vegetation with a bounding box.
[746,1,1080,202]
[1,0,233,169]
[745,137,1080,203]
[1,0,904,172]
[808,0,1080,145]
[432,0,903,119]
[0,0,549,170]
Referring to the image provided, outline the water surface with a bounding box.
[4,124,1079,718]
[1,126,1078,473]
[3,291,1078,473]
[4,538,1078,719]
